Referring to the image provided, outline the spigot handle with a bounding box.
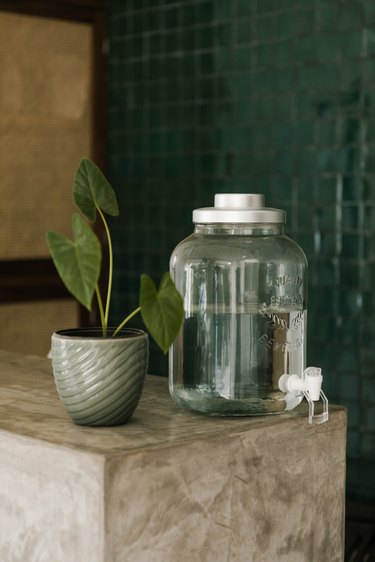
[305,388,329,424]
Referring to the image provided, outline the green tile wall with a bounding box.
[108,0,375,501]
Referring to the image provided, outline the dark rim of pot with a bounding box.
[54,328,146,339]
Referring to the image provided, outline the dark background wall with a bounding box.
[107,0,375,503]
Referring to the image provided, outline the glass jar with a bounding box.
[169,194,308,416]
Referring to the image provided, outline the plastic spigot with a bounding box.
[278,367,329,425]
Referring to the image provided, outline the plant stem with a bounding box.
[98,207,113,330]
[95,285,106,336]
[113,306,141,337]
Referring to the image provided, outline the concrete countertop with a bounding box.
[0,349,345,458]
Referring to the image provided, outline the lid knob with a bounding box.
[214,193,265,208]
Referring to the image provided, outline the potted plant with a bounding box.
[46,158,183,426]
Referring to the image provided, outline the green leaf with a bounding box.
[140,273,184,354]
[46,213,101,310]
[73,158,119,222]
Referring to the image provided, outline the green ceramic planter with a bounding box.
[51,328,148,426]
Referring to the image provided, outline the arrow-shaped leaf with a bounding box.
[140,273,184,354]
[46,213,101,310]
[73,158,119,222]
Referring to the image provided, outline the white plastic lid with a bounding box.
[192,193,286,224]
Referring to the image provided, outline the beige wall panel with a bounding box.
[0,12,92,259]
[0,300,79,356]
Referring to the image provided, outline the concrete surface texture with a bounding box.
[0,350,346,562]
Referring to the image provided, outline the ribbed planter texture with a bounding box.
[51,328,148,426]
